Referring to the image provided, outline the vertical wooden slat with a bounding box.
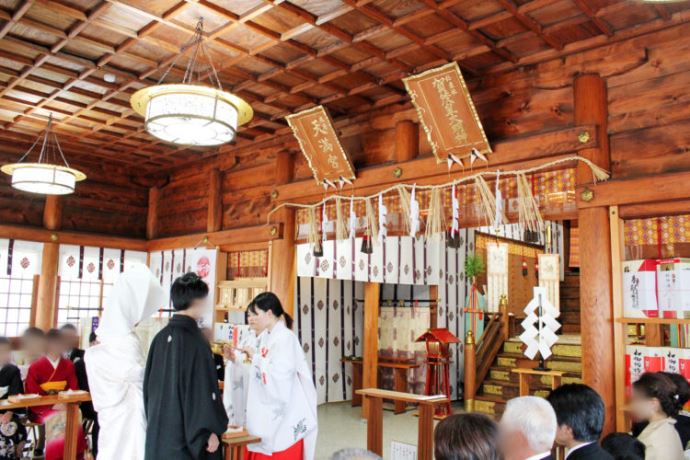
[146,186,159,240]
[362,282,380,417]
[207,168,222,233]
[609,206,628,432]
[575,73,615,434]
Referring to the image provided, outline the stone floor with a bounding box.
[315,402,432,460]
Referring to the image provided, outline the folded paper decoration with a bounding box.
[403,62,491,164]
[286,105,355,187]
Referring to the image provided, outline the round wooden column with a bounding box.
[268,152,296,317]
[35,196,62,330]
[574,74,615,433]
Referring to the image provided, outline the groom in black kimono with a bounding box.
[144,273,228,460]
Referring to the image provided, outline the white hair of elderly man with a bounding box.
[502,396,558,454]
[330,448,382,460]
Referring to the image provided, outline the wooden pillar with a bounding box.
[35,195,62,329]
[208,168,222,233]
[43,196,62,231]
[575,74,615,433]
[268,152,296,316]
[362,282,380,416]
[463,330,476,412]
[395,120,419,162]
[146,187,159,240]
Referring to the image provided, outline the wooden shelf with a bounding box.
[616,317,690,325]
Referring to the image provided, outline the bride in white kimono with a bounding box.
[85,263,166,460]
[243,292,317,460]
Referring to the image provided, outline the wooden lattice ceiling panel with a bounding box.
[0,0,688,172]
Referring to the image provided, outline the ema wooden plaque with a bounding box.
[403,62,491,164]
[286,105,355,186]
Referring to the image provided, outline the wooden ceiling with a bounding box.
[0,0,688,173]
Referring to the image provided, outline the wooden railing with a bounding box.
[464,296,509,412]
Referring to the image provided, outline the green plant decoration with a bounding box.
[464,253,485,279]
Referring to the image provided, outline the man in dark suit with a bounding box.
[499,396,557,460]
[547,384,613,460]
[60,323,85,363]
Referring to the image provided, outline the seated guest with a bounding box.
[59,324,84,364]
[15,327,45,380]
[25,329,85,460]
[547,383,612,459]
[632,372,690,450]
[498,396,557,460]
[630,372,684,460]
[330,448,382,460]
[601,433,645,460]
[201,327,224,381]
[74,332,99,458]
[0,337,26,460]
[434,413,499,460]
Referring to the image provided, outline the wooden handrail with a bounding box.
[464,296,510,411]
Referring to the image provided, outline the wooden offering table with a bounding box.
[343,357,419,413]
[511,368,564,396]
[357,388,448,460]
[222,432,261,460]
[0,392,91,460]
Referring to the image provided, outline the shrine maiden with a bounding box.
[244,292,317,460]
[85,263,166,460]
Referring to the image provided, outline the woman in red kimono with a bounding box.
[25,329,85,460]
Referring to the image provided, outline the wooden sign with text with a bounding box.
[403,62,491,164]
[286,105,355,186]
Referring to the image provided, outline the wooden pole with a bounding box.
[268,152,296,316]
[463,330,476,412]
[43,196,62,231]
[35,195,62,330]
[208,168,222,233]
[574,73,615,433]
[395,120,419,162]
[363,282,380,417]
[146,187,159,240]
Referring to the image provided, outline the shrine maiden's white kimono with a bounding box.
[85,263,166,460]
[246,320,317,459]
[223,330,258,426]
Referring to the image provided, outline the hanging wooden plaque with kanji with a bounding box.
[403,62,491,164]
[286,105,355,186]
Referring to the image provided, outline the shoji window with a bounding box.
[0,240,43,337]
[57,245,147,326]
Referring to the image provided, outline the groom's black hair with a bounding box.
[171,272,209,311]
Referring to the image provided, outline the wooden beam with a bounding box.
[146,224,283,252]
[578,171,690,209]
[619,199,690,220]
[0,224,147,251]
[574,73,615,434]
[277,125,598,203]
[395,120,419,162]
[146,187,159,240]
[208,168,222,233]
[363,282,380,417]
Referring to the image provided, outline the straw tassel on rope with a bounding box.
[335,197,348,241]
[425,187,445,239]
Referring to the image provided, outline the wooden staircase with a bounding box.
[471,335,583,417]
[561,270,581,334]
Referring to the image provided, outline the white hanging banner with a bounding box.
[486,243,508,313]
[538,253,560,315]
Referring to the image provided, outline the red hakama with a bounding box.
[244,439,304,460]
